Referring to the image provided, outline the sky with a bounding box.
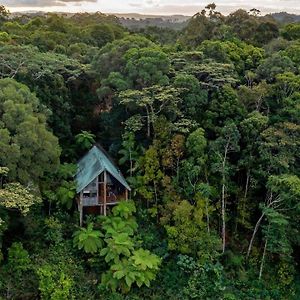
[2,0,300,15]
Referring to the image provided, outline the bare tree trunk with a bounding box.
[246,211,265,258]
[129,150,133,178]
[244,170,250,200]
[154,182,158,206]
[150,104,155,138]
[236,170,251,233]
[247,192,275,258]
[259,232,268,280]
[221,143,229,254]
[206,197,210,234]
[221,179,226,253]
[145,106,151,138]
[176,158,180,181]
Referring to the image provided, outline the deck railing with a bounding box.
[81,194,126,207]
[82,197,98,206]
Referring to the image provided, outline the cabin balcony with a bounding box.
[81,193,127,207]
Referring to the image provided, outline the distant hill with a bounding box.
[11,11,190,30]
[270,12,300,24]
[11,11,300,29]
[116,14,189,30]
[112,13,190,22]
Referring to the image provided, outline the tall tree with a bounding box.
[0,78,60,184]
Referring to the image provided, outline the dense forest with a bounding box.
[0,3,299,299]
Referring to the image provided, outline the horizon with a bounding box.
[3,1,300,16]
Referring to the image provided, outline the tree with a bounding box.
[178,128,208,197]
[281,23,300,40]
[124,47,170,88]
[0,242,34,299]
[237,112,269,231]
[0,45,86,140]
[162,198,220,260]
[89,23,116,48]
[225,9,257,42]
[119,85,181,138]
[0,5,9,23]
[0,182,41,215]
[249,8,261,16]
[247,174,300,279]
[75,130,96,151]
[37,264,74,300]
[180,13,212,47]
[259,122,300,175]
[254,21,279,46]
[211,122,240,253]
[173,74,208,120]
[0,78,61,184]
[256,53,295,82]
[199,40,264,75]
[119,132,142,178]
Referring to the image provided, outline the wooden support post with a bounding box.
[125,189,128,201]
[103,170,107,216]
[79,192,83,226]
[79,204,83,226]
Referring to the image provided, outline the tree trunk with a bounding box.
[103,171,107,216]
[129,150,133,178]
[221,178,226,253]
[259,233,268,280]
[244,170,250,200]
[221,143,229,254]
[235,170,251,234]
[206,197,210,234]
[246,212,265,258]
[145,105,151,138]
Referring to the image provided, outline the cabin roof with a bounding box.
[75,145,131,193]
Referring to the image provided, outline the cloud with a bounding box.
[140,2,300,15]
[4,0,300,15]
[2,0,96,7]
[129,3,143,7]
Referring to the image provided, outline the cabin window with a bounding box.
[83,178,97,198]
[83,191,90,198]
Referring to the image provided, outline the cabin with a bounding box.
[75,145,131,226]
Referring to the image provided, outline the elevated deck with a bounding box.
[81,193,127,207]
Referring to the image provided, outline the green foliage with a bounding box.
[43,163,77,210]
[37,264,74,300]
[0,5,9,23]
[182,260,227,299]
[256,53,295,82]
[75,130,96,151]
[0,242,37,299]
[124,47,170,88]
[162,198,220,261]
[100,232,134,263]
[112,200,137,218]
[0,78,61,184]
[281,23,300,40]
[199,40,264,74]
[0,6,299,300]
[7,242,31,274]
[102,249,161,293]
[0,182,41,215]
[100,201,161,293]
[73,223,103,254]
[56,181,76,209]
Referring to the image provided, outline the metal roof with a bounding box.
[76,145,131,193]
